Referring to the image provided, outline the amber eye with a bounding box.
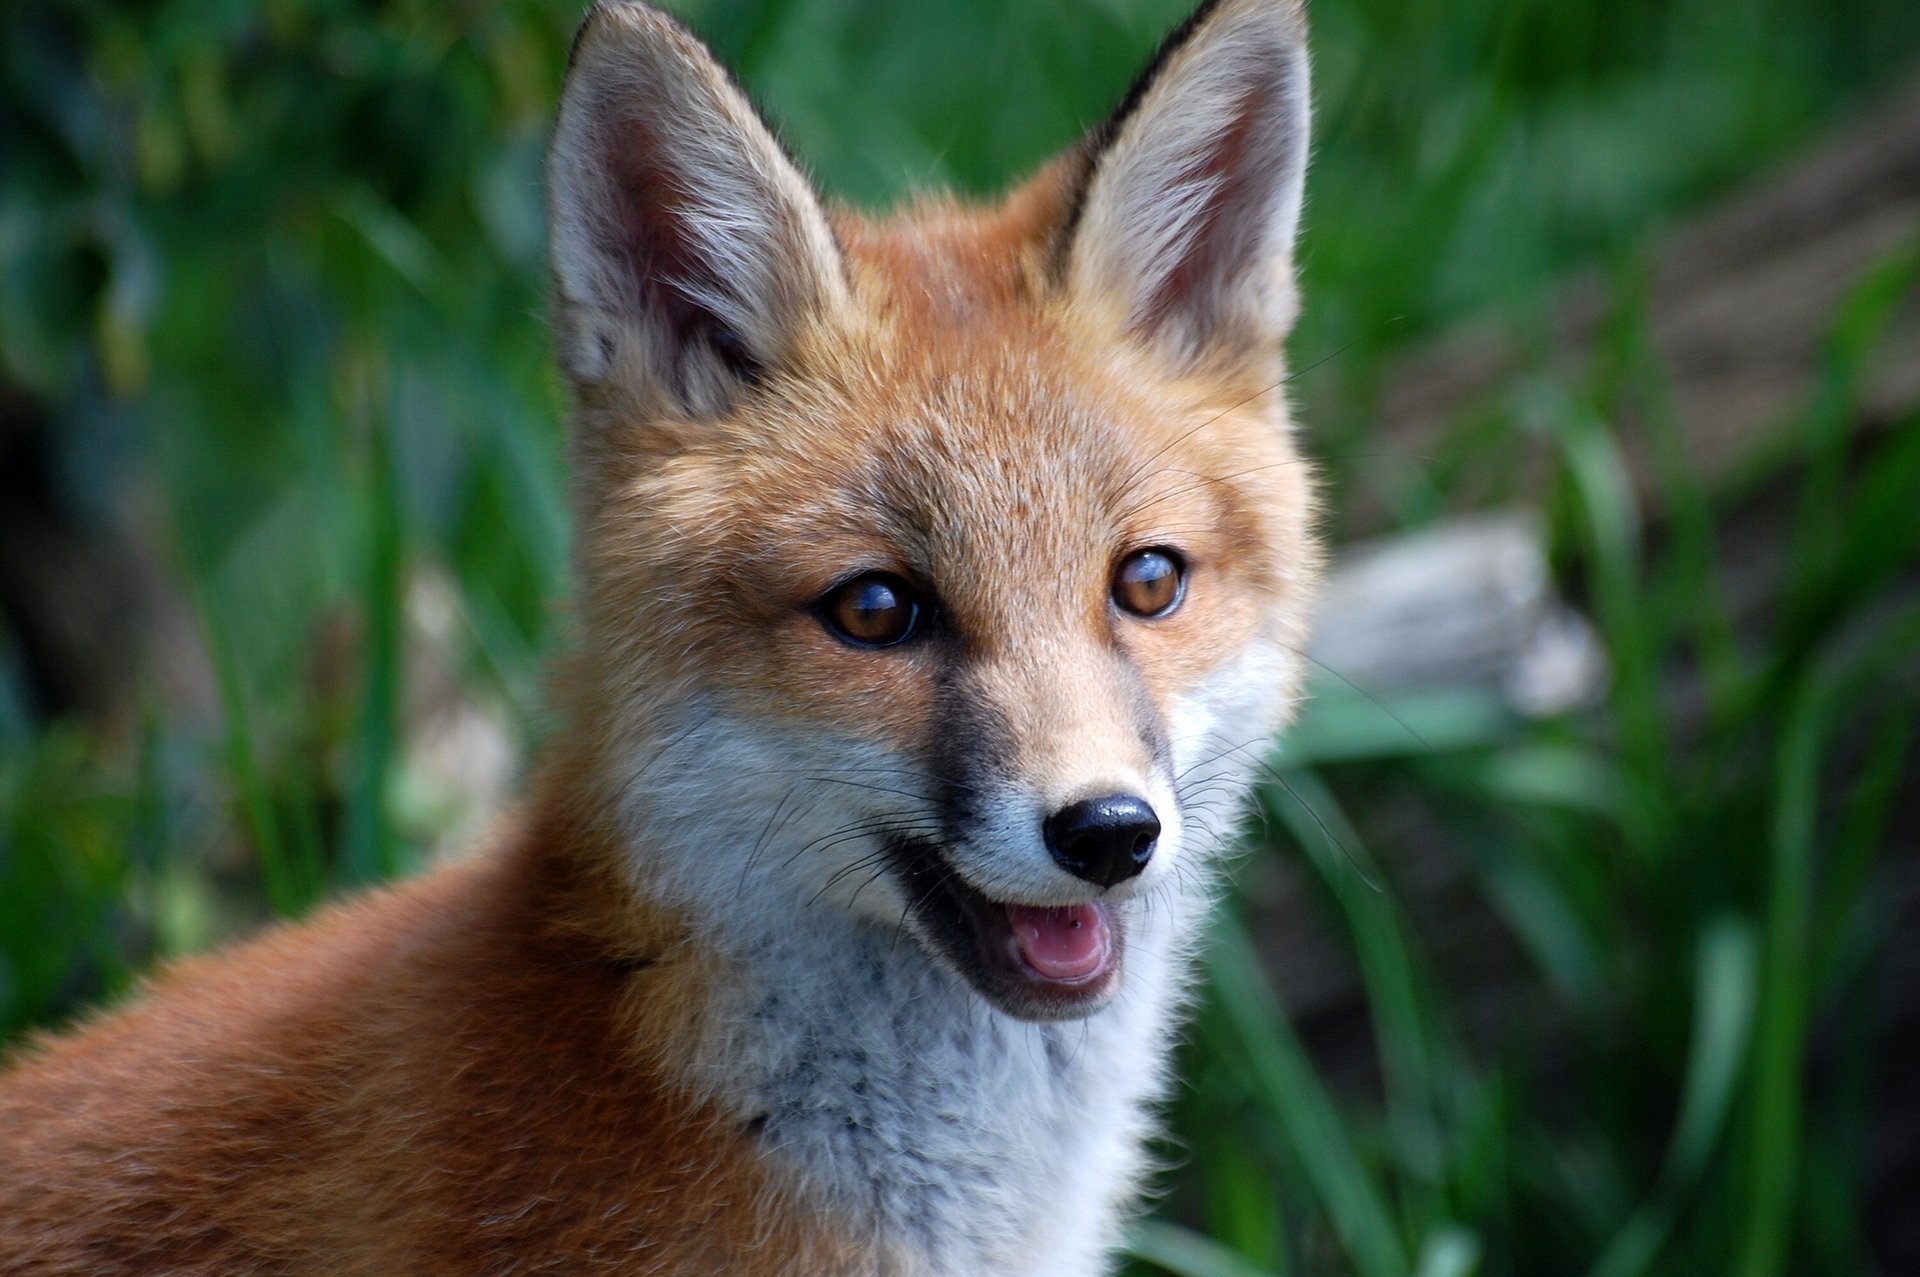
[819,573,923,647]
[1113,548,1185,618]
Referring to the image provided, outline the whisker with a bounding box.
[783,817,934,870]
[806,775,932,804]
[1275,642,1432,751]
[1113,459,1314,524]
[1251,759,1381,893]
[736,783,807,901]
[812,845,914,907]
[1109,330,1386,500]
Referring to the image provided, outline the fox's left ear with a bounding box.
[1056,0,1310,368]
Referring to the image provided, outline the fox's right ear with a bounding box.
[547,2,847,417]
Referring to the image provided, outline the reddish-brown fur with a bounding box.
[0,788,856,1274]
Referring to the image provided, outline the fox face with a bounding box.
[548,0,1316,1023]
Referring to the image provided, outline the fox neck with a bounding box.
[684,867,1206,1276]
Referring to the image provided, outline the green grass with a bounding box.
[2,0,1918,1272]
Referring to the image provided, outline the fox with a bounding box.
[0,0,1318,1272]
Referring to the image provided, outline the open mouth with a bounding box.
[886,836,1124,1021]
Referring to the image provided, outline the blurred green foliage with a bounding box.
[3,0,1919,1274]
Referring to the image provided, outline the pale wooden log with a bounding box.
[1309,511,1606,717]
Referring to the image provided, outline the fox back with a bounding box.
[0,2,1318,1274]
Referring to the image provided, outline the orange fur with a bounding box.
[0,793,854,1274]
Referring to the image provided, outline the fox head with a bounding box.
[546,0,1317,1021]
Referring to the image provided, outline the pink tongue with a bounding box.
[1007,903,1113,982]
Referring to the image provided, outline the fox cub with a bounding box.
[0,0,1318,1272]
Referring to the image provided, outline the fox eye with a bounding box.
[1113,548,1185,619]
[819,573,922,647]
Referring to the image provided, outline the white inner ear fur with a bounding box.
[1066,0,1310,363]
[546,2,846,413]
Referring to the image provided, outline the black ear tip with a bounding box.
[566,2,627,72]
[1051,0,1309,282]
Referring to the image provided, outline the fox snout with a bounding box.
[925,631,1181,897]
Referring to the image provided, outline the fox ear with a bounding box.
[548,2,847,416]
[1057,0,1310,368]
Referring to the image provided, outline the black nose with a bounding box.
[1043,794,1160,889]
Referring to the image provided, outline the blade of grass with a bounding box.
[1477,853,1605,1008]
[1193,1128,1290,1272]
[1129,1218,1279,1277]
[1461,743,1655,853]
[1737,602,1920,1277]
[1206,912,1410,1277]
[1264,765,1448,1200]
[1780,239,1920,649]
[187,570,303,917]
[1274,687,1513,769]
[1589,917,1756,1277]
[1412,1227,1482,1277]
[1600,265,1747,731]
[1525,381,1664,783]
[1735,671,1826,1277]
[342,408,406,885]
[1810,705,1911,988]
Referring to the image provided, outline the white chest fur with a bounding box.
[687,898,1199,1276]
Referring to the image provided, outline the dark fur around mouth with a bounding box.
[884,835,1124,1022]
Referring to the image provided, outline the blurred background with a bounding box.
[2,0,1918,1273]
